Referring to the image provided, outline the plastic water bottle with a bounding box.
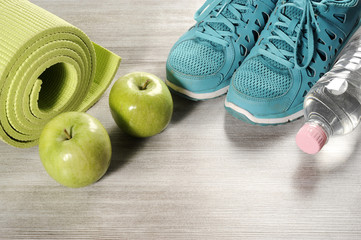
[296,32,361,155]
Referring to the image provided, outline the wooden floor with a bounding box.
[2,0,361,239]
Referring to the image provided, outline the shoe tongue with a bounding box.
[198,0,248,48]
[207,0,248,32]
[263,3,304,70]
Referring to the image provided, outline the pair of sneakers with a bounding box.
[166,0,361,125]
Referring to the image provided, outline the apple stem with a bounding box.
[64,129,72,140]
[141,79,151,90]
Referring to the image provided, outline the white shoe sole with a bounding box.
[166,79,229,100]
[224,99,304,125]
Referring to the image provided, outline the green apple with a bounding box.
[39,112,112,188]
[109,72,173,138]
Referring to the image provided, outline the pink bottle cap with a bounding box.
[296,123,328,155]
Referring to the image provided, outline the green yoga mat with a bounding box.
[0,0,121,148]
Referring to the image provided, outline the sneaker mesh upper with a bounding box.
[233,3,303,99]
[233,58,291,99]
[168,39,225,76]
[168,0,249,77]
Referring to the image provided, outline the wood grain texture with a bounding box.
[1,0,361,239]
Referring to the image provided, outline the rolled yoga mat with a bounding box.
[0,0,121,148]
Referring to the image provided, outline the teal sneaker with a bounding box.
[225,0,361,124]
[166,0,277,100]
